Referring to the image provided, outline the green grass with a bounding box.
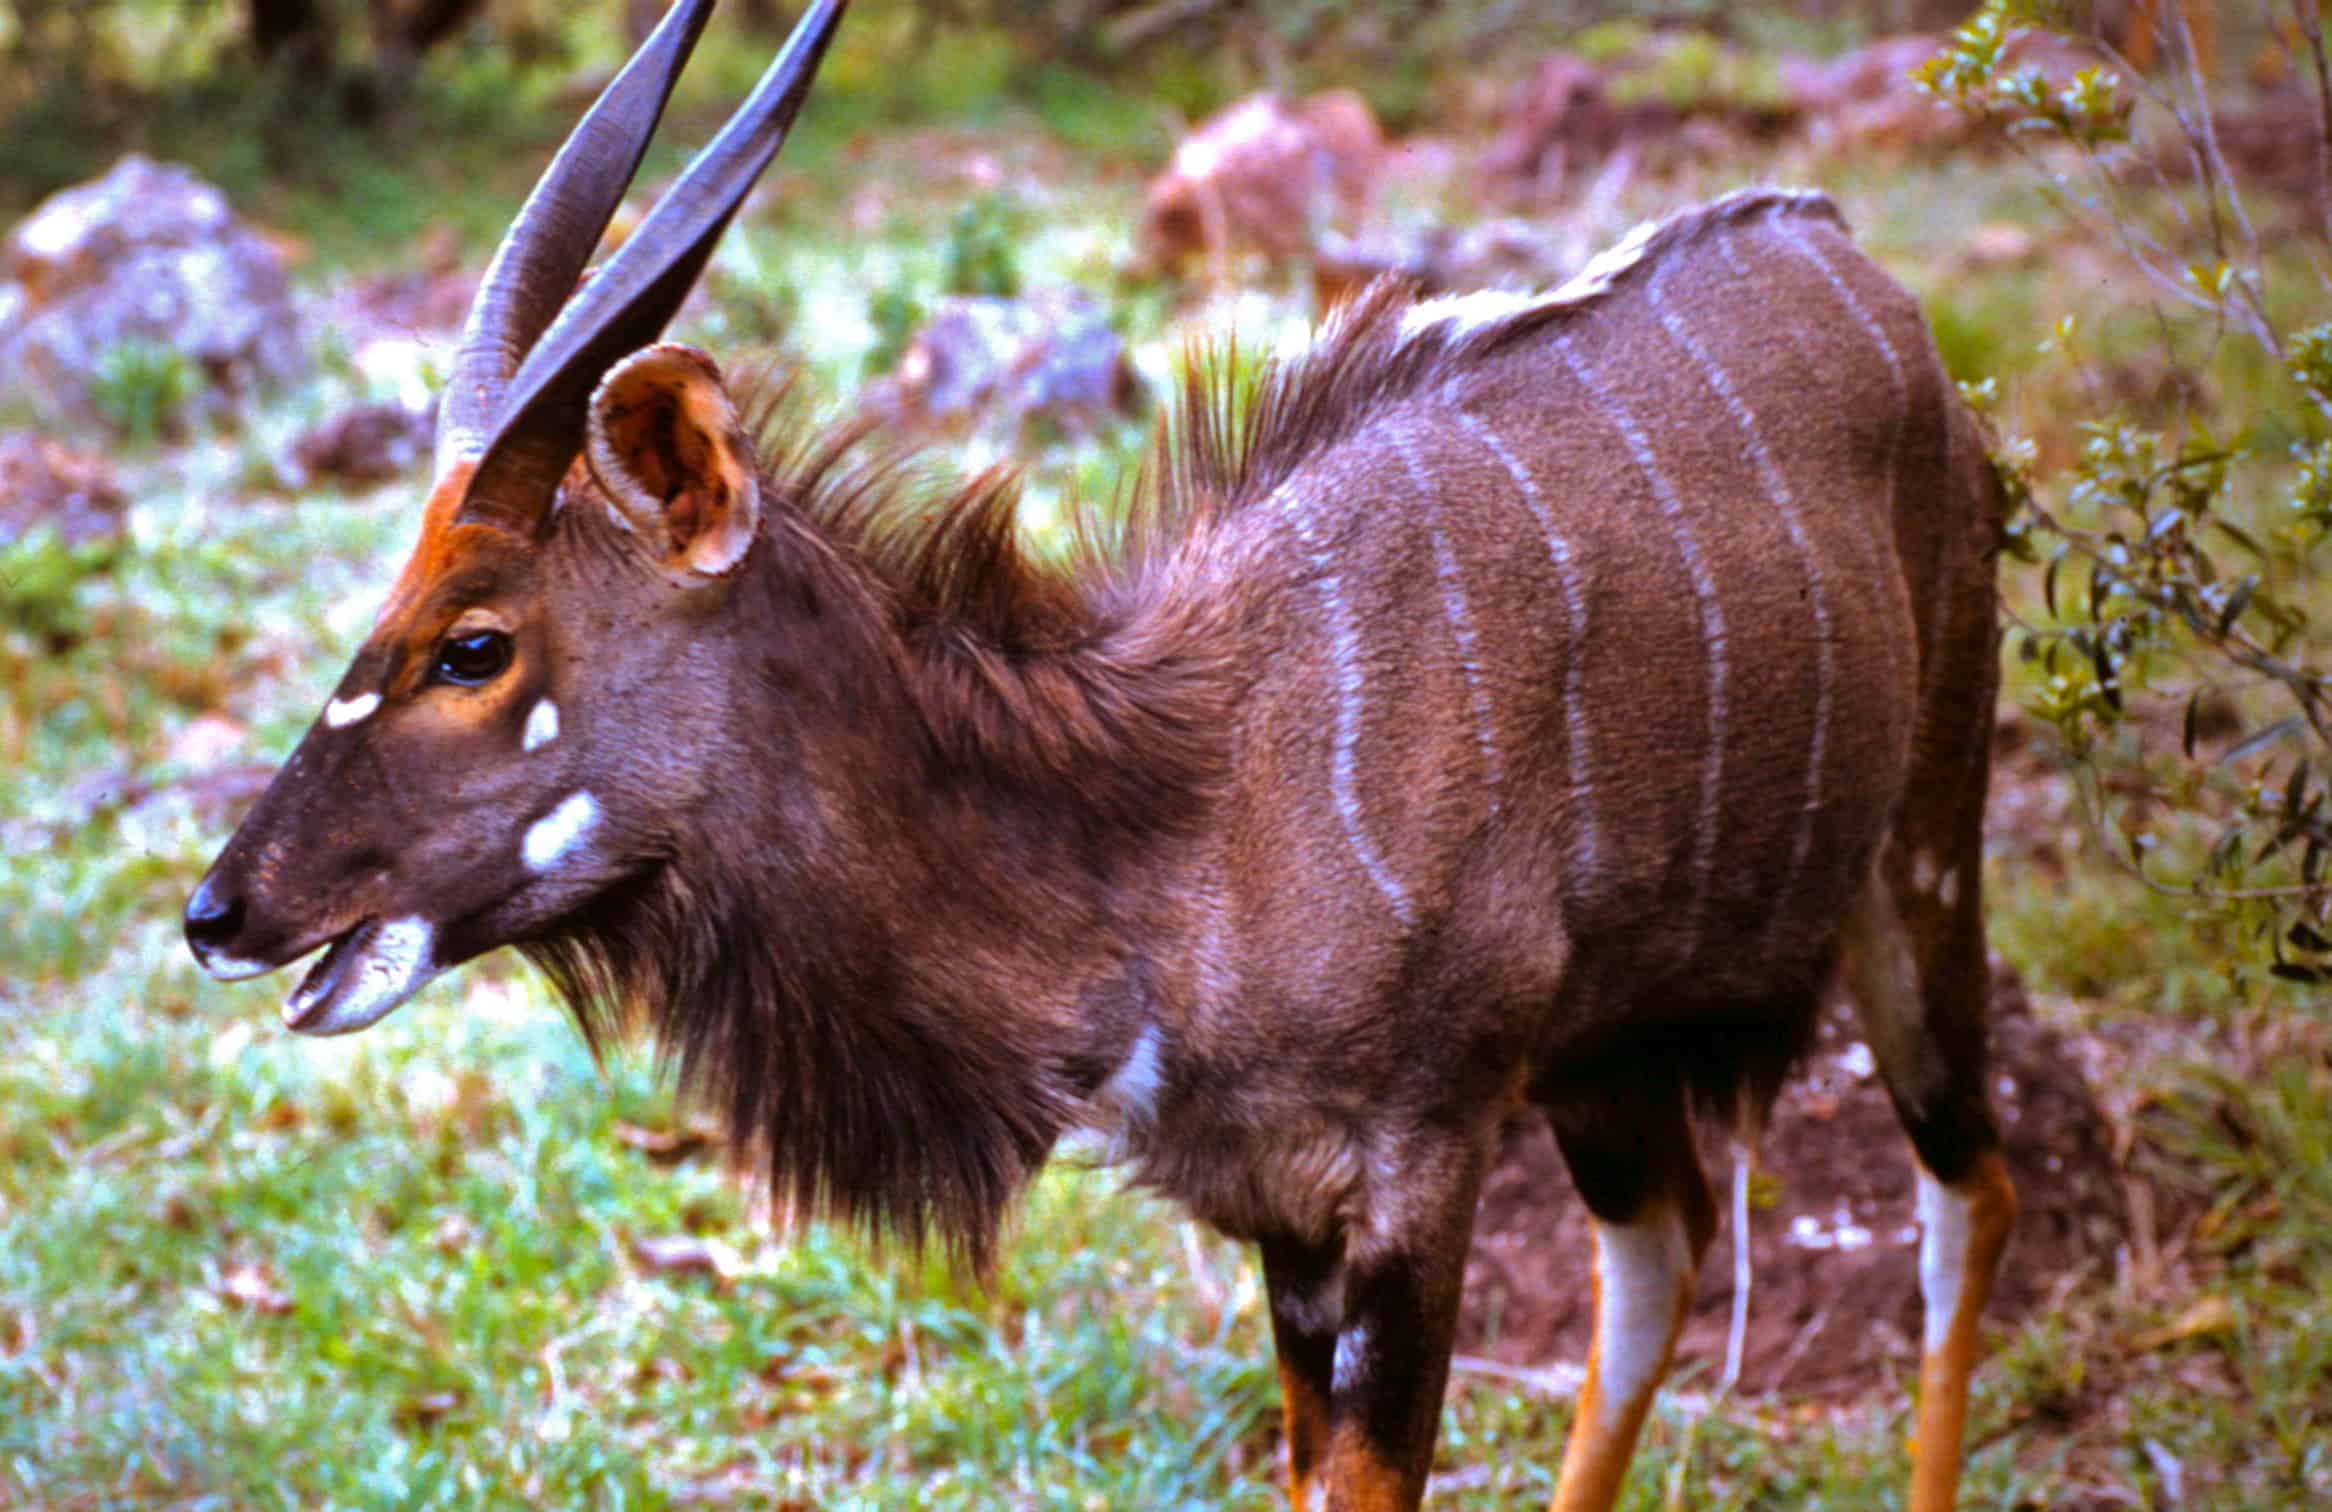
[5,37,2332,1508]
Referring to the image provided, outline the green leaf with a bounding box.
[2220,716,2303,769]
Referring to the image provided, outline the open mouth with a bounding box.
[282,916,438,1037]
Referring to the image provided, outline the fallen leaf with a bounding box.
[632,1233,742,1283]
[430,1213,474,1254]
[397,1391,460,1427]
[614,1120,716,1163]
[218,1261,294,1315]
[2127,1294,2236,1353]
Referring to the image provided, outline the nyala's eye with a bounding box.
[432,630,514,687]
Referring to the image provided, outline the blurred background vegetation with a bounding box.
[3,0,2329,1506]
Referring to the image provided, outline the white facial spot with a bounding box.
[522,698,560,753]
[1592,1206,1692,1428]
[1936,865,1962,909]
[1332,1323,1371,1394]
[1097,1025,1165,1123]
[522,791,600,873]
[1910,848,1940,895]
[201,953,276,983]
[324,692,381,729]
[1915,1168,1976,1356]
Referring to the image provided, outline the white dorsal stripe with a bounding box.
[522,791,600,873]
[1447,397,1602,876]
[1554,332,1729,958]
[324,692,381,729]
[1390,426,1503,804]
[1395,188,1839,351]
[1279,493,1417,927]
[522,698,560,753]
[1647,255,1837,950]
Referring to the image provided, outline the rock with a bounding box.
[1137,91,1383,270]
[287,399,433,487]
[0,156,306,434]
[1781,34,1959,153]
[1482,53,1636,198]
[0,430,126,549]
[878,289,1140,439]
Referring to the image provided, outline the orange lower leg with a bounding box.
[1280,1361,1332,1511]
[1908,1149,2016,1512]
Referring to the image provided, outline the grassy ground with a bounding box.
[5,22,2331,1509]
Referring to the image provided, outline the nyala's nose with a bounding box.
[183,876,259,977]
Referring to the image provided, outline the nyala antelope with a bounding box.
[184,1,2017,1506]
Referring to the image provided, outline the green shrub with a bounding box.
[1927,1,2332,988]
[89,337,198,446]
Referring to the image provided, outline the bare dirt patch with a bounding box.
[1458,969,2132,1399]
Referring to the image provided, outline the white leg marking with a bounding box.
[522,698,560,753]
[1721,1147,1754,1393]
[522,791,600,873]
[1555,333,1729,956]
[1332,1323,1372,1395]
[1592,1206,1692,1430]
[1391,425,1503,804]
[324,692,381,729]
[1915,1167,1976,1356]
[1096,1024,1166,1123]
[1647,256,1837,948]
[1448,397,1602,875]
[1275,1271,1347,1337]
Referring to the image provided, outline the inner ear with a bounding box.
[585,343,761,578]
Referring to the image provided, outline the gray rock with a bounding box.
[0,430,126,549]
[882,289,1140,439]
[0,156,306,434]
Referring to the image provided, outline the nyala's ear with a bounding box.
[585,343,761,578]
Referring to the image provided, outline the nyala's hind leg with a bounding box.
[1541,1078,1716,1512]
[1842,870,2016,1512]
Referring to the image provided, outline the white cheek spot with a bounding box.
[522,791,600,873]
[324,692,381,729]
[1096,1025,1165,1123]
[1915,1168,1976,1356]
[1936,866,1962,909]
[522,699,560,753]
[1332,1323,1371,1394]
[1910,848,1940,895]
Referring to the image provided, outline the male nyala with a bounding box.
[188,2,2015,1506]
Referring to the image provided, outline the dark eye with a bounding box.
[432,630,513,687]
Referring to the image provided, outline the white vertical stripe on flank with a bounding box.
[1279,493,1418,928]
[1757,218,1931,685]
[1390,426,1503,805]
[1647,255,1836,946]
[1554,332,1729,955]
[1446,396,1602,876]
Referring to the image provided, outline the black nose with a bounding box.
[183,877,245,954]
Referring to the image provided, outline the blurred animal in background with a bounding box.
[1136,89,1383,275]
